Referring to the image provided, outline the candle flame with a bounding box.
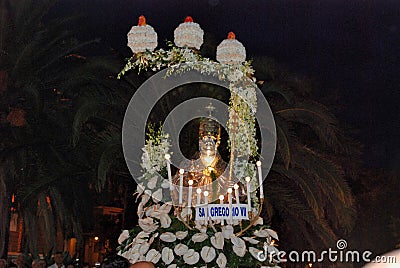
[184,16,194,23]
[138,15,146,26]
[227,32,236,39]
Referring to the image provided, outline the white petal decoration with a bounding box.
[216,32,246,65]
[122,251,140,263]
[222,225,234,239]
[174,243,189,256]
[233,244,246,257]
[174,16,204,49]
[254,229,269,238]
[216,253,227,268]
[152,188,162,203]
[191,232,208,243]
[136,231,149,240]
[249,247,263,260]
[243,237,260,245]
[149,233,158,244]
[137,202,144,219]
[195,225,207,233]
[127,16,158,53]
[162,247,174,265]
[160,214,172,228]
[137,183,145,195]
[118,230,129,244]
[161,179,170,189]
[147,175,158,189]
[253,216,263,226]
[201,246,216,263]
[145,249,161,264]
[159,203,172,214]
[139,242,150,255]
[160,232,176,243]
[267,229,279,240]
[210,232,224,249]
[183,249,200,265]
[230,235,245,248]
[176,231,188,240]
[167,265,177,268]
[141,194,150,206]
[138,218,159,233]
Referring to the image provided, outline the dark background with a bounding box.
[50,0,399,170]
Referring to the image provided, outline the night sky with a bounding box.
[51,0,400,170]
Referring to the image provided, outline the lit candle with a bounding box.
[204,191,209,221]
[188,180,193,209]
[179,169,184,205]
[219,195,224,226]
[234,184,240,205]
[165,154,172,190]
[196,188,202,207]
[245,176,251,211]
[256,161,264,199]
[227,188,233,224]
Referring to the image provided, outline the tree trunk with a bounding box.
[0,166,11,259]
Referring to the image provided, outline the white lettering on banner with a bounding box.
[195,204,249,220]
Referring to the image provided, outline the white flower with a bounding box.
[140,193,150,205]
[146,249,161,264]
[137,183,145,195]
[138,218,159,233]
[230,235,245,248]
[161,247,174,265]
[137,202,144,219]
[139,242,150,255]
[191,232,208,243]
[266,229,279,240]
[174,243,189,256]
[136,231,149,240]
[152,188,163,202]
[160,232,176,242]
[221,225,234,239]
[118,230,129,244]
[249,247,263,260]
[216,253,227,268]
[161,179,170,188]
[176,231,188,240]
[254,229,269,238]
[253,216,263,225]
[243,237,260,245]
[210,232,224,249]
[160,213,172,228]
[183,249,200,265]
[147,175,158,189]
[201,246,216,263]
[233,244,246,257]
[121,250,140,263]
[167,265,177,268]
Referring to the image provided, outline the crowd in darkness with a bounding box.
[0,252,88,268]
[0,254,153,268]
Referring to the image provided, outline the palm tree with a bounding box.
[251,57,360,262]
[0,0,108,257]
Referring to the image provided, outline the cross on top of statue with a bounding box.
[205,102,216,116]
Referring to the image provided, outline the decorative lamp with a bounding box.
[174,16,204,49]
[127,15,158,53]
[216,32,246,65]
